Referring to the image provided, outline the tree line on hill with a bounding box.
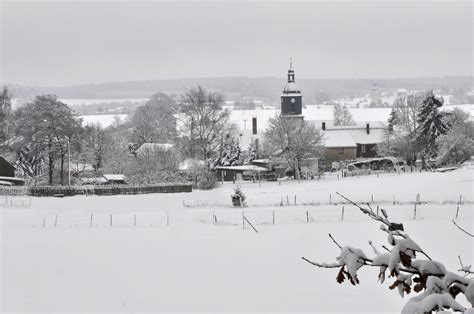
[4,76,473,107]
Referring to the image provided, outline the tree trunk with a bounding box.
[60,153,65,186]
[48,140,54,185]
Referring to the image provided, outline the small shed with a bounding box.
[216,165,272,182]
[103,174,127,185]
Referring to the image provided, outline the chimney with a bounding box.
[388,123,393,134]
[252,117,257,135]
[322,122,326,131]
[366,123,370,134]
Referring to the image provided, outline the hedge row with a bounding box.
[0,184,192,197]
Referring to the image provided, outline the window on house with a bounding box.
[337,147,344,154]
[361,145,366,154]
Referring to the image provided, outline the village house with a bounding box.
[308,120,386,163]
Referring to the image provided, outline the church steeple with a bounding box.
[287,58,295,83]
[281,58,303,117]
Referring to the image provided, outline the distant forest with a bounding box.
[5,76,473,106]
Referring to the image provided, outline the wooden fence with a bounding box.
[0,183,192,197]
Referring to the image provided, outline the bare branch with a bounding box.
[329,233,342,250]
[457,255,474,275]
[452,220,474,237]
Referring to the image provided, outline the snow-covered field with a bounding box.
[79,104,474,129]
[80,114,129,127]
[1,169,473,312]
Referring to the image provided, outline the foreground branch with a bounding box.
[452,219,474,237]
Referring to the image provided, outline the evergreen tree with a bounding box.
[387,107,400,125]
[243,142,258,165]
[416,91,449,159]
[208,134,241,170]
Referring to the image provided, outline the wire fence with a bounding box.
[5,203,471,230]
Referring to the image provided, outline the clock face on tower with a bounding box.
[291,98,295,103]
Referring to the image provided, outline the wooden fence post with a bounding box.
[329,194,332,204]
[54,215,58,228]
[413,204,417,220]
[90,214,93,228]
[42,217,46,228]
[306,211,309,223]
[272,211,275,225]
[341,206,345,221]
[110,214,113,227]
[134,214,136,228]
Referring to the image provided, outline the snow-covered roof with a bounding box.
[81,177,108,184]
[323,130,358,148]
[103,174,126,181]
[307,120,386,130]
[252,159,270,163]
[282,82,300,93]
[322,128,385,148]
[349,129,385,144]
[215,165,270,172]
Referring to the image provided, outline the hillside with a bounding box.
[6,76,473,104]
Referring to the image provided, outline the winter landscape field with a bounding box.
[2,167,472,312]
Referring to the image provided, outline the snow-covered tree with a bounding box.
[379,94,424,164]
[436,108,474,165]
[416,91,449,159]
[333,104,355,126]
[177,86,234,164]
[303,193,474,314]
[130,92,177,145]
[208,134,241,170]
[263,115,324,179]
[243,142,258,165]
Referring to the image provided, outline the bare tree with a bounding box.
[333,104,355,126]
[177,86,232,164]
[130,92,177,145]
[263,115,324,179]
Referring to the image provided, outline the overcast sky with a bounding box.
[1,1,472,86]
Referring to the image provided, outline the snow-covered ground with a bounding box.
[1,168,473,312]
[80,114,129,127]
[60,98,149,106]
[79,104,474,129]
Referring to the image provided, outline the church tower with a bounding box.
[281,59,303,117]
[370,81,381,107]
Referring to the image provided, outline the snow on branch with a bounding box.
[303,192,474,313]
